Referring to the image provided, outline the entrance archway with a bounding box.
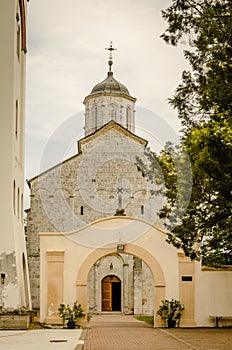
[76,243,166,326]
[102,275,121,311]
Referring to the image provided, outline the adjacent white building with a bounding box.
[0,0,31,310]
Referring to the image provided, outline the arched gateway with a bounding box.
[39,216,196,327]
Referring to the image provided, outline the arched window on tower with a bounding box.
[110,104,116,121]
[126,107,130,129]
[95,107,98,130]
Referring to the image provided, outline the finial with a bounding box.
[105,41,117,72]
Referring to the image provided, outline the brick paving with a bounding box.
[83,314,232,350]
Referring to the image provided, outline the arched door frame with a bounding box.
[101,275,122,312]
[76,243,165,327]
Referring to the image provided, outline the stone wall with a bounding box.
[87,253,154,315]
[0,313,30,330]
[26,124,163,312]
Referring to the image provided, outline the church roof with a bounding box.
[90,71,131,96]
[27,121,148,184]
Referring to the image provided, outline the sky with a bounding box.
[25,0,189,206]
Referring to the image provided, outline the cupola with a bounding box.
[83,42,136,137]
[90,71,131,96]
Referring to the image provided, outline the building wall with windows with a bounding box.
[0,0,31,310]
[26,62,164,315]
[84,94,135,136]
[26,121,164,313]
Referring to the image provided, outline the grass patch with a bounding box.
[87,314,92,322]
[134,315,154,325]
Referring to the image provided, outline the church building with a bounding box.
[27,43,161,317]
[26,43,232,327]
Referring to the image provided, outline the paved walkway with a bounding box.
[83,314,232,350]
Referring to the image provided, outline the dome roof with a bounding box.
[90,71,131,96]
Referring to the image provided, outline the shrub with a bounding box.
[58,302,85,328]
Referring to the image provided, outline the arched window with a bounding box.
[141,205,144,215]
[80,206,84,215]
[15,100,18,138]
[110,104,116,120]
[16,12,21,61]
[13,180,16,214]
[17,187,20,219]
[95,107,98,130]
[18,0,27,53]
[126,107,130,128]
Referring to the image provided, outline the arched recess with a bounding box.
[76,244,165,326]
[87,253,124,314]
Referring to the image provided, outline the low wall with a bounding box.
[0,313,30,330]
[195,266,232,327]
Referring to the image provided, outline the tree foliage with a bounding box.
[144,0,232,266]
[161,0,232,125]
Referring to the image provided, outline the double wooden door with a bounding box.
[102,275,121,311]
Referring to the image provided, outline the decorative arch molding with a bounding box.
[76,244,165,287]
[18,0,27,53]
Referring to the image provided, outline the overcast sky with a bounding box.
[25,0,189,205]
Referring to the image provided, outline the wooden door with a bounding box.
[102,280,112,311]
[102,275,121,311]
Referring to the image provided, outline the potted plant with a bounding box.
[58,301,85,329]
[156,299,184,327]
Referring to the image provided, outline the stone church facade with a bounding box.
[26,54,163,316]
[26,49,232,327]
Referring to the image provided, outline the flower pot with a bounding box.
[167,319,176,328]
[67,320,76,329]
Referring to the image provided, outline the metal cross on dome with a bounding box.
[105,41,117,72]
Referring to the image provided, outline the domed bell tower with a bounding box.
[83,42,136,136]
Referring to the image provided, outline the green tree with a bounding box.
[142,0,232,265]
